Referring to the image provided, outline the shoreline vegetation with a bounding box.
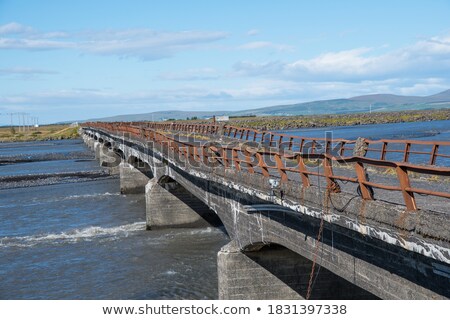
[0,124,79,143]
[203,108,450,131]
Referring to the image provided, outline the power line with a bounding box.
[0,112,40,131]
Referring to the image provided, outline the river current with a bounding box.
[0,140,229,299]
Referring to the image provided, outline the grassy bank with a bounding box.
[227,109,450,130]
[182,108,450,131]
[0,124,80,142]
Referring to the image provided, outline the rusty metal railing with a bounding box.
[221,125,450,167]
[84,121,450,211]
[88,121,450,167]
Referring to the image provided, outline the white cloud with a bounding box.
[413,35,450,55]
[0,67,57,75]
[394,78,449,96]
[0,22,228,60]
[0,22,34,35]
[0,38,75,50]
[233,60,284,76]
[246,29,260,36]
[158,68,220,81]
[233,35,450,82]
[288,48,379,76]
[78,29,228,60]
[238,41,293,52]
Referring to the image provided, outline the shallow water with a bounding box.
[0,139,229,300]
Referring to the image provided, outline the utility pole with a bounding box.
[17,112,30,132]
[17,113,21,132]
[6,113,14,130]
[4,112,35,132]
[5,112,19,132]
[32,116,39,129]
[22,112,30,132]
[22,113,26,132]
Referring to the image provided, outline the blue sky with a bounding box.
[1,0,450,124]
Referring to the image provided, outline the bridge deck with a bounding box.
[157,130,450,215]
[84,121,450,214]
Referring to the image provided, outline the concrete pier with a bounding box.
[119,162,151,194]
[93,141,101,160]
[218,242,302,299]
[98,144,121,175]
[86,137,95,150]
[145,177,217,230]
[218,242,377,300]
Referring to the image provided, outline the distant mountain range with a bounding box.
[88,89,450,122]
[88,110,220,123]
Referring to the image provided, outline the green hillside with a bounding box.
[88,89,450,122]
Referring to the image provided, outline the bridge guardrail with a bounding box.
[87,121,450,166]
[84,121,450,211]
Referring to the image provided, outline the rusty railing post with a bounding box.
[380,142,387,160]
[222,147,230,169]
[274,153,288,182]
[232,148,240,171]
[429,144,439,165]
[396,165,417,210]
[297,154,311,188]
[355,162,374,200]
[323,140,340,193]
[244,149,255,174]
[256,152,270,177]
[403,142,411,162]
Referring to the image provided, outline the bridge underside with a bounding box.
[146,176,222,229]
[81,129,450,300]
[218,241,378,299]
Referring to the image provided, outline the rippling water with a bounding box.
[0,140,229,299]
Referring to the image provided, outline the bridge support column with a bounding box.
[119,162,150,194]
[145,177,215,230]
[98,144,121,175]
[98,144,107,166]
[218,241,377,300]
[86,137,95,150]
[107,164,120,175]
[218,241,303,299]
[93,141,101,159]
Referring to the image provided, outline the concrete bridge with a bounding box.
[81,122,450,300]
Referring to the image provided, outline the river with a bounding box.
[0,140,229,299]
